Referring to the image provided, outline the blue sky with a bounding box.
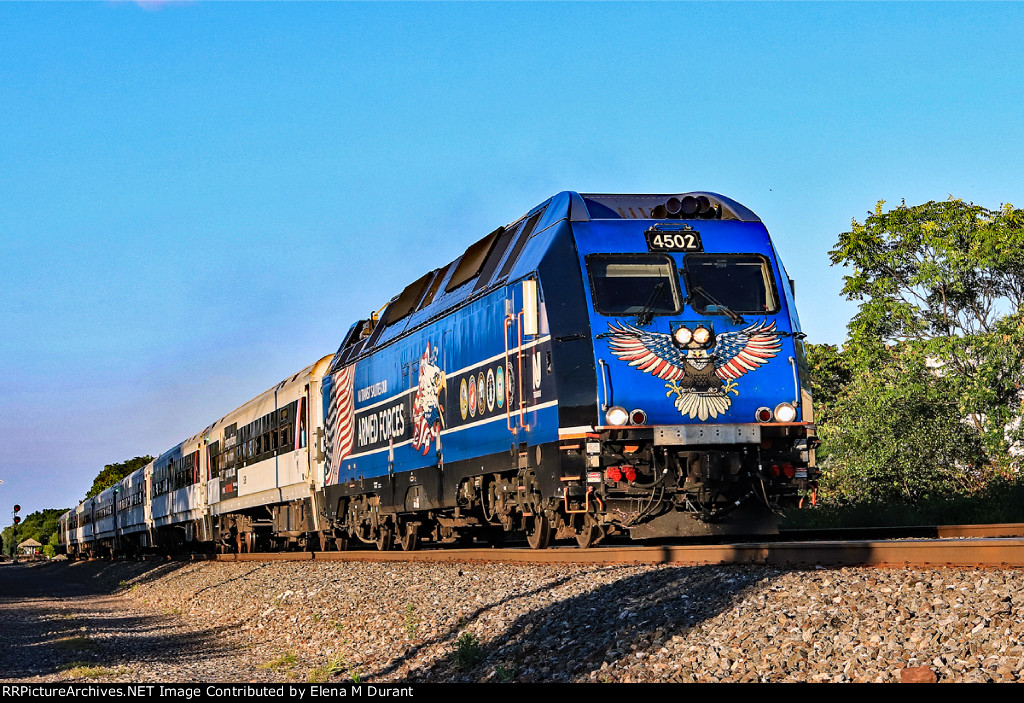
[2,1,1022,519]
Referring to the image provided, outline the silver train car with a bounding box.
[61,355,333,556]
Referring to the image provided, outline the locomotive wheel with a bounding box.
[375,525,394,551]
[399,523,420,552]
[335,535,349,551]
[575,520,603,550]
[525,513,551,550]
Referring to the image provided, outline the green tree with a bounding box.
[86,456,153,498]
[816,198,1024,505]
[814,343,989,505]
[2,508,69,557]
[44,531,59,558]
[805,343,852,422]
[833,198,1024,350]
[2,526,13,557]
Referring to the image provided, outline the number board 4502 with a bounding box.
[644,227,704,252]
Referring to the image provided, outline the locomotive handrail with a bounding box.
[517,311,529,431]
[563,485,594,514]
[788,356,800,407]
[598,359,610,411]
[504,314,515,433]
[503,311,530,432]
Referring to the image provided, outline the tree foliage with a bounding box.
[813,197,1024,507]
[2,508,68,557]
[809,342,990,505]
[86,455,153,498]
[833,198,1024,349]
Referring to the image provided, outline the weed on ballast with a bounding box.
[307,654,362,684]
[260,652,298,670]
[494,664,518,682]
[307,656,345,683]
[403,604,420,640]
[453,632,484,671]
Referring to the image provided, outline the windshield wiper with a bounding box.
[694,286,745,325]
[636,282,665,326]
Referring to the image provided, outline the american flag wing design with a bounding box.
[606,322,689,382]
[714,319,783,380]
[325,364,356,486]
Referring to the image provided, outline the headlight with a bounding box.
[692,325,711,345]
[672,326,692,346]
[605,406,629,426]
[774,403,797,423]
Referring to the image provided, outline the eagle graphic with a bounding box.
[606,319,783,421]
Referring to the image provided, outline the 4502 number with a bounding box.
[645,230,703,252]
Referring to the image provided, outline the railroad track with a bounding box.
[207,522,1024,568]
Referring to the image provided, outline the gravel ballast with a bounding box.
[2,558,1022,683]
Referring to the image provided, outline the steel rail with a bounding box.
[213,537,1024,568]
[935,523,1024,538]
[780,522,1024,541]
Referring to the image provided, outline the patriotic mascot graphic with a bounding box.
[411,343,446,455]
[606,319,783,421]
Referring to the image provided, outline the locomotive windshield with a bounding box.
[587,254,682,316]
[684,254,778,315]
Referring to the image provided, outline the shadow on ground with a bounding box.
[373,561,788,683]
[0,561,237,680]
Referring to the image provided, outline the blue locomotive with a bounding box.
[60,191,817,556]
[318,191,817,549]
